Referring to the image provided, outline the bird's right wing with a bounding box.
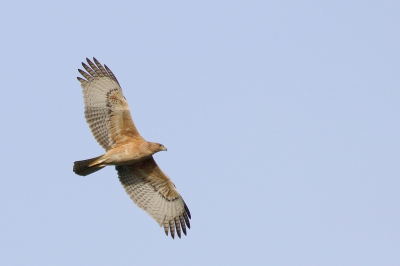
[77,58,142,151]
[116,157,191,239]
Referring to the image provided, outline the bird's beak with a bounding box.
[162,147,167,151]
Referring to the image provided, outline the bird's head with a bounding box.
[149,142,167,153]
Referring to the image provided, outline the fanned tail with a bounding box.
[73,156,105,176]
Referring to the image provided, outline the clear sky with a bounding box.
[0,1,399,265]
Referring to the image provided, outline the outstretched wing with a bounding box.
[116,157,191,239]
[77,58,141,151]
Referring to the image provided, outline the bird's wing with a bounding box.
[116,157,191,239]
[77,58,141,151]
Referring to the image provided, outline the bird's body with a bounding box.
[73,58,190,238]
[103,141,162,165]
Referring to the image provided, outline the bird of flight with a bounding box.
[73,58,191,239]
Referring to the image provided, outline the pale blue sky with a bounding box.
[0,1,399,265]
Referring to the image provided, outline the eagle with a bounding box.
[73,58,191,239]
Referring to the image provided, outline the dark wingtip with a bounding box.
[180,216,187,236]
[184,203,191,219]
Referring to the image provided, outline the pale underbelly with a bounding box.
[103,148,151,165]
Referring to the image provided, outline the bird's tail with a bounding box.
[73,155,105,176]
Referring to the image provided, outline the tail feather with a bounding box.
[73,156,105,176]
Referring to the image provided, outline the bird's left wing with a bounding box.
[77,58,142,151]
[116,157,191,239]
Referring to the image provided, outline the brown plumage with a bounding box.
[73,58,191,239]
